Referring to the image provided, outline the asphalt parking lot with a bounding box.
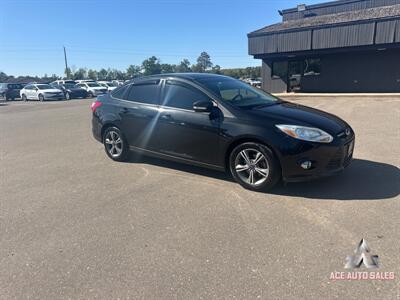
[0,96,399,299]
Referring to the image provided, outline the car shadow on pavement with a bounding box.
[272,159,400,200]
[127,156,399,201]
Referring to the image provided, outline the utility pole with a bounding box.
[63,46,69,78]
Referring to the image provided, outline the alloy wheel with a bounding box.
[234,149,269,186]
[104,130,123,158]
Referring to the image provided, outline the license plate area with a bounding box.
[347,140,354,157]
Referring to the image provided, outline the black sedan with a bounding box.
[51,83,88,100]
[91,73,354,191]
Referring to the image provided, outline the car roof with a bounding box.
[131,73,232,84]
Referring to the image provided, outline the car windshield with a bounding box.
[64,83,77,88]
[36,84,52,90]
[196,77,279,108]
[107,82,117,87]
[87,83,100,87]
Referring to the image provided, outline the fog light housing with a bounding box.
[300,160,312,170]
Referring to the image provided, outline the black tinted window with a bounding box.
[111,85,129,99]
[126,82,159,105]
[162,80,209,110]
[272,61,288,79]
[8,84,23,89]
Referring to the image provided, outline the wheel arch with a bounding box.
[224,136,281,171]
[100,122,120,141]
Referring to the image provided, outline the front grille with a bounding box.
[326,140,354,171]
[326,148,344,170]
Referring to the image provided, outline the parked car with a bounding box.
[51,80,76,85]
[76,82,107,97]
[0,83,24,101]
[112,80,125,86]
[248,78,262,88]
[98,81,118,92]
[91,73,354,192]
[50,82,88,100]
[75,80,95,84]
[20,83,64,101]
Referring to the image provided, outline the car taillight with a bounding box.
[91,101,102,112]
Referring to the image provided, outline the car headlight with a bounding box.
[276,125,333,143]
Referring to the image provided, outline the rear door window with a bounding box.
[126,81,160,105]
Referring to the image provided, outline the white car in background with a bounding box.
[112,80,124,86]
[98,81,118,92]
[20,83,64,101]
[76,82,107,97]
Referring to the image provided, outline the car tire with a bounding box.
[103,126,129,162]
[38,94,44,102]
[65,92,71,100]
[22,94,27,101]
[88,92,93,98]
[229,142,281,192]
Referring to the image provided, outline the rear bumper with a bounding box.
[92,115,102,142]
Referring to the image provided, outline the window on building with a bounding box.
[126,81,160,105]
[271,61,288,79]
[162,80,210,110]
[303,58,321,76]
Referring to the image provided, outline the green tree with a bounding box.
[195,52,213,72]
[175,59,191,72]
[141,56,162,75]
[106,68,115,81]
[72,68,87,80]
[211,65,221,74]
[161,63,175,74]
[88,69,98,80]
[126,65,141,79]
[64,67,72,79]
[98,68,108,80]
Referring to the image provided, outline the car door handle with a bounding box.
[161,114,173,120]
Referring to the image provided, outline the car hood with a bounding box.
[90,87,107,90]
[248,102,349,135]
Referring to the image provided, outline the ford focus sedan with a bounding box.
[91,73,354,191]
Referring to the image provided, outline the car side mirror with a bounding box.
[35,88,39,91]
[193,100,213,112]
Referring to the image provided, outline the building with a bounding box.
[248,0,400,93]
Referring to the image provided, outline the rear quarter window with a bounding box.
[111,85,129,99]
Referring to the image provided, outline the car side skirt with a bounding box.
[129,145,225,172]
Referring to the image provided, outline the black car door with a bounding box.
[118,80,161,150]
[153,79,222,166]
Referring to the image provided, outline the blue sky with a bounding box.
[0,0,322,76]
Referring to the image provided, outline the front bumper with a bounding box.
[43,93,65,100]
[279,134,355,182]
